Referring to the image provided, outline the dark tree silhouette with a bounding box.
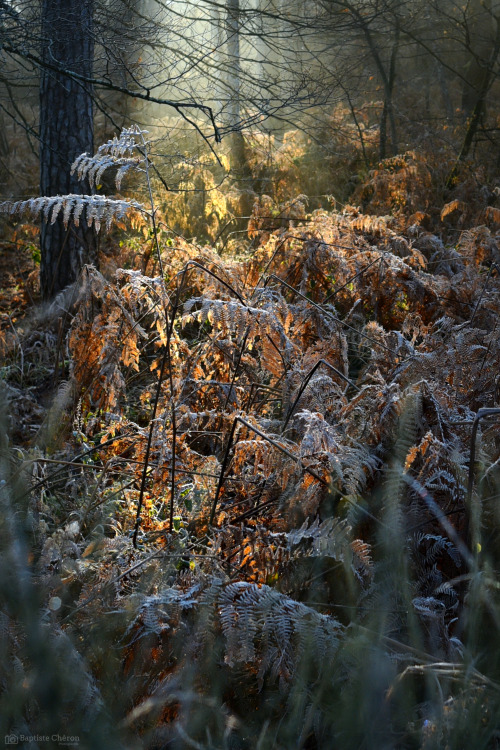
[39,0,96,298]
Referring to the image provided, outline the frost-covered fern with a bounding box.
[0,194,144,232]
[0,125,149,231]
[71,125,147,190]
[128,578,345,694]
[219,581,344,689]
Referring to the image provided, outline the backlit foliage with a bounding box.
[0,194,144,232]
[1,130,500,748]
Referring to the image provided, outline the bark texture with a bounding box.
[39,0,96,299]
[225,0,253,217]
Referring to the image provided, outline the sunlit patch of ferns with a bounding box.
[19,150,500,746]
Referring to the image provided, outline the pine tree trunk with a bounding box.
[226,0,247,176]
[225,0,253,217]
[39,0,96,299]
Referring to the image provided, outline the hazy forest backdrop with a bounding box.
[0,1,500,748]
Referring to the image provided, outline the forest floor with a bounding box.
[1,150,500,749]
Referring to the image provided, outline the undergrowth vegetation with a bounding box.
[1,126,500,749]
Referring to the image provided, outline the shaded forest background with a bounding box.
[0,1,500,748]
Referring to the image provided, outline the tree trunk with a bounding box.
[226,0,241,133]
[461,0,496,117]
[226,0,247,177]
[225,0,253,215]
[39,0,96,299]
[446,8,500,188]
[0,110,9,184]
[379,25,399,160]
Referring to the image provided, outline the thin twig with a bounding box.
[209,416,327,526]
[282,359,360,431]
[263,274,396,354]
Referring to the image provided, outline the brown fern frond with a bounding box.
[441,200,468,222]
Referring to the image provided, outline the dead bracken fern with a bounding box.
[0,125,149,231]
[71,124,146,190]
[0,194,144,232]
[3,136,500,748]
